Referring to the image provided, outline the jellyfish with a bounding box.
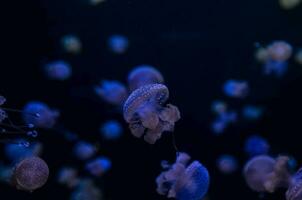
[286,167,302,200]
[123,84,181,144]
[95,80,128,106]
[89,0,106,5]
[0,163,13,184]
[70,179,103,200]
[216,155,238,174]
[44,60,72,80]
[156,152,210,200]
[242,105,263,121]
[127,65,164,92]
[108,34,129,54]
[279,0,301,10]
[211,110,237,135]
[57,167,79,188]
[243,155,291,193]
[211,100,227,115]
[295,49,302,65]
[73,141,97,160]
[255,47,269,63]
[244,135,270,157]
[61,35,82,54]
[0,96,8,122]
[223,80,249,98]
[85,156,111,177]
[100,120,123,140]
[12,156,49,192]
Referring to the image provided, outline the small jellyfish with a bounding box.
[156,152,210,200]
[61,35,82,54]
[286,167,302,200]
[95,80,128,106]
[243,155,291,193]
[73,141,97,160]
[0,163,13,184]
[44,60,72,81]
[100,120,123,140]
[57,167,79,188]
[108,35,129,54]
[12,156,49,192]
[242,105,263,120]
[223,80,249,98]
[295,49,302,65]
[123,84,181,144]
[255,47,269,63]
[211,110,237,135]
[216,155,238,174]
[70,179,103,200]
[85,156,111,177]
[211,119,226,135]
[127,65,164,92]
[211,100,227,115]
[244,135,270,157]
[23,101,60,129]
[279,0,301,10]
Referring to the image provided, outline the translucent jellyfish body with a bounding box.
[243,155,291,193]
[95,80,128,106]
[85,156,111,177]
[73,141,97,160]
[216,155,238,174]
[286,167,302,200]
[242,105,263,120]
[127,65,164,92]
[156,152,210,200]
[244,135,270,157]
[12,156,49,192]
[44,60,72,81]
[61,35,82,54]
[223,80,249,98]
[123,84,181,144]
[100,120,123,140]
[108,35,129,54]
[279,0,301,9]
[57,167,79,188]
[70,179,103,200]
[23,101,60,129]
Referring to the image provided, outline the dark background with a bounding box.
[1,0,302,199]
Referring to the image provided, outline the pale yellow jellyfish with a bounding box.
[295,49,302,65]
[279,0,301,10]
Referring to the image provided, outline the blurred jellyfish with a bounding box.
[108,35,129,54]
[0,95,8,122]
[127,65,164,91]
[223,80,249,98]
[286,167,302,200]
[243,155,291,193]
[100,120,123,140]
[89,0,106,5]
[95,80,128,106]
[295,49,302,65]
[279,0,301,9]
[23,101,60,129]
[244,135,270,157]
[156,152,210,200]
[0,163,13,184]
[216,155,238,174]
[242,105,263,120]
[211,110,237,135]
[61,35,82,54]
[73,141,97,160]
[44,60,72,80]
[12,156,49,192]
[211,119,226,135]
[211,100,227,115]
[123,84,181,144]
[70,179,103,200]
[57,167,79,188]
[255,47,269,63]
[85,156,111,177]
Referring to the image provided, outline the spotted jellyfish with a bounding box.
[123,84,181,144]
[108,34,129,54]
[57,167,79,188]
[279,0,301,10]
[61,35,82,54]
[156,152,210,200]
[73,141,97,160]
[85,156,111,177]
[100,120,123,140]
[286,167,302,200]
[223,79,249,98]
[44,60,72,81]
[127,65,164,92]
[244,135,270,157]
[216,154,238,174]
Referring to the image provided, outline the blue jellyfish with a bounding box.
[223,79,249,98]
[211,110,237,135]
[44,60,72,81]
[127,65,164,91]
[70,179,103,200]
[100,120,123,140]
[211,100,227,115]
[73,141,97,160]
[123,84,181,144]
[242,105,263,120]
[156,152,210,200]
[244,135,270,157]
[85,156,112,177]
[23,101,60,129]
[216,154,238,174]
[61,35,82,54]
[57,167,79,188]
[0,163,13,184]
[95,80,128,106]
[243,155,291,193]
[108,35,129,54]
[286,167,302,200]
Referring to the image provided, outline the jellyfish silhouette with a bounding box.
[12,156,49,192]
[223,79,249,98]
[108,35,129,54]
[44,60,72,80]
[100,120,123,140]
[123,84,180,144]
[286,167,302,200]
[73,141,97,160]
[244,135,270,157]
[216,154,238,174]
[85,156,111,177]
[156,152,210,200]
[243,155,291,193]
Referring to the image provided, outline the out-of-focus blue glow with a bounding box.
[223,80,249,98]
[100,120,123,140]
[242,105,263,120]
[61,35,82,54]
[70,179,103,200]
[85,156,112,177]
[44,60,72,81]
[244,135,270,157]
[73,141,97,160]
[57,167,79,188]
[211,100,227,115]
[108,35,129,54]
[216,154,238,174]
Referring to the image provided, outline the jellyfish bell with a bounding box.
[216,155,238,174]
[73,141,97,160]
[57,167,79,188]
[100,120,123,140]
[85,157,111,177]
[123,84,180,144]
[44,60,72,81]
[61,35,82,54]
[255,47,269,63]
[108,35,129,54]
[223,80,249,98]
[244,135,270,157]
[286,167,302,200]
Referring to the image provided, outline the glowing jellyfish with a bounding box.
[295,49,302,65]
[286,167,302,200]
[73,141,97,160]
[244,135,270,157]
[242,105,263,120]
[127,65,164,92]
[279,0,301,9]
[85,156,111,177]
[71,179,103,200]
[243,155,291,193]
[57,167,79,188]
[100,120,123,140]
[61,35,82,54]
[223,80,249,98]
[211,100,227,115]
[211,110,237,135]
[108,35,129,54]
[95,80,128,106]
[0,96,7,122]
[44,60,72,81]
[123,84,181,144]
[12,156,49,192]
[216,155,238,174]
[23,101,59,129]
[255,47,269,63]
[156,152,210,200]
